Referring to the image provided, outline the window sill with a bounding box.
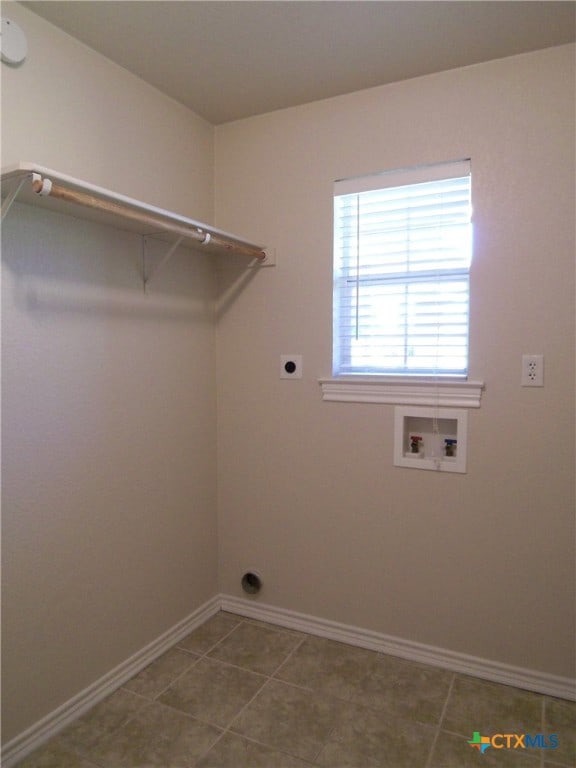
[318,377,484,408]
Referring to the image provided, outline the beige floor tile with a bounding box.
[544,764,575,767]
[58,688,148,751]
[176,612,241,655]
[544,762,575,768]
[316,705,435,768]
[158,656,266,728]
[197,732,314,767]
[242,617,308,640]
[442,676,543,737]
[230,678,346,762]
[351,654,452,725]
[16,736,97,768]
[274,635,380,700]
[430,730,542,767]
[219,611,242,621]
[544,696,576,766]
[207,621,302,675]
[18,613,572,768]
[122,647,199,699]
[85,700,220,767]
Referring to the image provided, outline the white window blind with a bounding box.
[333,160,472,376]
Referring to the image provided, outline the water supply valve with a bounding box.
[444,438,457,457]
[410,435,423,454]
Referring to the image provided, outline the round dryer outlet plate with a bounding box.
[1,18,28,65]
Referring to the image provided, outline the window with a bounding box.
[333,160,472,377]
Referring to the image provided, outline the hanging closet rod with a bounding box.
[30,175,266,261]
[1,163,267,262]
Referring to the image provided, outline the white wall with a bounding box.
[1,3,218,743]
[215,45,576,680]
[1,2,213,218]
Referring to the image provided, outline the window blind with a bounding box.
[333,161,472,376]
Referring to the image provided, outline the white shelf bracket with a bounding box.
[2,164,268,281]
[1,174,29,221]
[142,235,184,291]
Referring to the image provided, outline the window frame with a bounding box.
[332,160,473,379]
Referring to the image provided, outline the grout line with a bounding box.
[424,672,456,768]
[222,676,330,766]
[61,689,154,764]
[240,615,308,638]
[440,726,478,738]
[130,650,202,702]
[222,675,275,735]
[119,614,263,716]
[269,635,307,679]
[195,727,321,767]
[116,687,157,703]
[210,630,315,741]
[168,624,467,764]
[152,694,228,731]
[174,613,243,657]
[175,654,272,682]
[24,611,564,768]
[186,724,228,766]
[238,732,322,766]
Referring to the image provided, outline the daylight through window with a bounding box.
[333,160,472,376]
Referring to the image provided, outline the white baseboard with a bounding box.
[4,592,574,767]
[1,595,221,768]
[221,594,576,702]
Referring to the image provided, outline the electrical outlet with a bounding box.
[521,354,544,387]
[280,354,303,379]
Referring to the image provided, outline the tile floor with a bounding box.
[16,612,575,768]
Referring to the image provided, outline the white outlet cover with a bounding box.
[521,354,544,387]
[280,354,303,379]
[1,18,27,65]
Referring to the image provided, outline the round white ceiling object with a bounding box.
[1,18,28,65]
